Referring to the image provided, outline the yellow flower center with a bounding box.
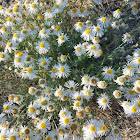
[57,90,63,95]
[118,77,124,83]
[75,102,80,107]
[29,87,35,94]
[70,87,74,91]
[80,8,84,12]
[101,125,107,131]
[55,4,59,8]
[90,126,96,132]
[1,27,6,32]
[29,107,35,113]
[31,4,36,8]
[24,129,30,134]
[4,105,9,110]
[64,118,70,124]
[102,98,107,104]
[115,91,121,97]
[10,136,16,140]
[0,5,3,10]
[28,68,33,73]
[41,61,47,65]
[76,47,81,51]
[78,22,83,27]
[42,100,48,105]
[46,18,51,21]
[94,37,99,43]
[48,105,53,110]
[115,22,119,26]
[15,58,21,63]
[91,79,97,85]
[76,96,81,101]
[83,77,89,82]
[96,27,100,31]
[1,135,6,140]
[41,123,46,129]
[60,67,65,72]
[72,8,77,13]
[55,26,60,31]
[7,42,12,47]
[0,36,2,41]
[7,9,12,13]
[13,7,18,12]
[85,107,90,113]
[127,65,133,70]
[102,17,106,22]
[126,34,131,39]
[114,129,119,134]
[40,29,45,34]
[98,49,103,55]
[134,9,138,13]
[116,9,120,13]
[8,95,14,101]
[91,45,96,50]
[40,43,45,48]
[131,107,137,113]
[37,14,43,20]
[59,36,64,40]
[22,29,27,34]
[129,89,134,95]
[137,59,140,63]
[58,129,65,135]
[52,68,57,73]
[46,89,51,94]
[61,55,66,61]
[0,54,4,58]
[30,26,34,30]
[85,90,91,95]
[16,52,23,56]
[61,112,66,117]
[46,137,52,140]
[137,101,140,107]
[2,122,7,127]
[15,96,20,101]
[100,81,105,87]
[107,69,112,74]
[85,29,91,35]
[14,33,18,38]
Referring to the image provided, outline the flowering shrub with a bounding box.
[0,0,140,140]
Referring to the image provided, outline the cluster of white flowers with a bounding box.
[0,0,139,140]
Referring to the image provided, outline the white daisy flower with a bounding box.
[44,16,53,26]
[54,86,66,99]
[67,8,77,17]
[102,67,115,80]
[47,103,55,112]
[97,16,110,28]
[111,127,120,135]
[97,81,107,89]
[36,119,51,132]
[64,80,78,95]
[59,116,73,128]
[50,64,58,78]
[0,5,5,15]
[92,36,100,44]
[28,3,39,14]
[124,105,139,117]
[43,86,54,96]
[74,22,85,32]
[52,3,64,14]
[38,28,49,40]
[40,96,50,111]
[114,76,125,86]
[45,131,56,140]
[36,41,50,54]
[111,21,120,29]
[92,24,104,37]
[74,43,86,56]
[5,40,18,53]
[26,65,37,80]
[29,26,38,35]
[86,43,100,57]
[28,87,37,95]
[60,54,67,62]
[131,8,138,15]
[38,79,46,88]
[113,90,122,99]
[96,119,108,137]
[97,94,111,110]
[56,64,71,78]
[59,108,71,118]
[113,9,122,18]
[14,95,23,104]
[73,101,82,110]
[57,34,69,46]
[77,8,87,17]
[82,86,94,101]
[39,57,50,69]
[122,32,133,43]
[131,57,140,68]
[133,48,140,57]
[12,32,24,42]
[123,64,135,76]
[81,75,90,86]
[90,76,99,86]
[0,130,7,140]
[81,28,94,41]
[0,52,9,62]
[3,102,12,114]
[56,0,68,7]
[5,8,13,17]
[72,91,83,102]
